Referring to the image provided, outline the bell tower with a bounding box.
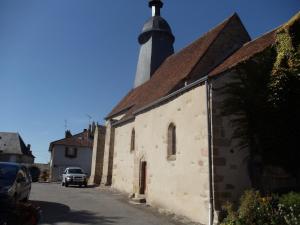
[134,0,175,88]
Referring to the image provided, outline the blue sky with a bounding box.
[0,0,299,163]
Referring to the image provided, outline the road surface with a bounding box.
[30,183,197,225]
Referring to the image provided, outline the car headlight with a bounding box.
[66,176,72,180]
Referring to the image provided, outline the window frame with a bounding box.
[65,147,78,158]
[130,128,135,152]
[167,123,176,161]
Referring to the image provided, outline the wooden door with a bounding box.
[140,162,147,194]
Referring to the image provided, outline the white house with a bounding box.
[49,127,95,181]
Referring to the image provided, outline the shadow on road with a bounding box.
[31,201,121,225]
[65,184,98,189]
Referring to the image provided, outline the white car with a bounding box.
[61,167,87,187]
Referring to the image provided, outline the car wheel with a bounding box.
[84,183,87,188]
[62,182,65,186]
[65,182,69,187]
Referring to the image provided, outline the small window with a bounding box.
[65,147,77,158]
[167,123,176,160]
[130,129,135,152]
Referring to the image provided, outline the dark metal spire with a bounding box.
[149,0,163,16]
[134,0,174,88]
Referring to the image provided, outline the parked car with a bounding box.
[62,167,87,187]
[0,162,32,203]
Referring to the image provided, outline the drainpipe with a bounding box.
[205,80,214,225]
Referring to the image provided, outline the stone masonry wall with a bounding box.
[211,73,252,214]
[101,121,115,186]
[89,125,106,185]
[111,85,210,224]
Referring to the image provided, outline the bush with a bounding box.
[40,170,49,182]
[221,190,300,225]
[278,192,300,225]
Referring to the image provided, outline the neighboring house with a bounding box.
[92,1,299,224]
[0,132,35,164]
[49,126,94,182]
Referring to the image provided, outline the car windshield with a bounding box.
[68,169,83,174]
[0,164,18,186]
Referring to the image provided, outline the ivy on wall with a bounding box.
[220,12,300,189]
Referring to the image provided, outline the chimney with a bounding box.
[27,144,31,150]
[65,130,72,138]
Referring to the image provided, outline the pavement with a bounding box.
[30,183,198,225]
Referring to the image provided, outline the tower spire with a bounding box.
[134,0,174,88]
[149,0,163,16]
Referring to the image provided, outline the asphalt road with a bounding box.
[30,183,197,225]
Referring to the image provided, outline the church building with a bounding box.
[92,1,299,224]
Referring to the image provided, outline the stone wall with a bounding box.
[211,73,252,213]
[112,123,135,193]
[111,85,210,224]
[89,125,106,185]
[101,120,116,186]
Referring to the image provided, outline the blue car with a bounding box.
[0,162,32,203]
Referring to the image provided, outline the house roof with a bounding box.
[0,132,34,157]
[49,130,93,151]
[107,13,248,122]
[209,29,278,77]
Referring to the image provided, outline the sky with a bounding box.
[0,0,299,163]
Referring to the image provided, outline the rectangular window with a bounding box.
[65,147,77,158]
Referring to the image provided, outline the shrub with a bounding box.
[221,190,300,225]
[278,192,300,225]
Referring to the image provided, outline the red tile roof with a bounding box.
[49,130,93,151]
[209,29,278,77]
[107,14,241,120]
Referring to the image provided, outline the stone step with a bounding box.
[129,194,146,204]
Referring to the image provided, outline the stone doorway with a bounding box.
[139,161,147,194]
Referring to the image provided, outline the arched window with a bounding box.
[130,128,135,152]
[167,123,176,159]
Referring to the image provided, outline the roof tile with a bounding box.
[49,130,93,151]
[107,14,237,120]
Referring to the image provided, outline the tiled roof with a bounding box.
[209,29,278,77]
[49,130,93,151]
[107,13,245,121]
